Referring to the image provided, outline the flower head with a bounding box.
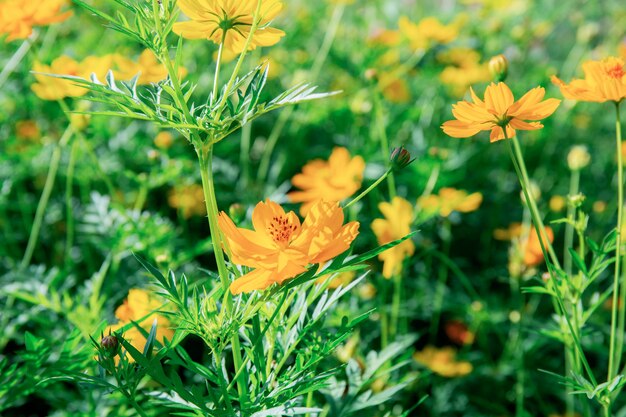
[107,289,173,362]
[413,346,473,377]
[552,57,626,103]
[218,199,359,294]
[168,184,206,219]
[370,197,415,279]
[173,0,285,54]
[0,0,72,42]
[288,147,365,216]
[399,16,460,50]
[417,188,482,217]
[441,82,561,142]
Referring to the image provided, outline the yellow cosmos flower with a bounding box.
[114,50,187,85]
[413,346,473,377]
[32,55,114,101]
[398,16,460,50]
[379,72,411,103]
[442,82,561,142]
[370,197,415,279]
[0,0,71,42]
[552,57,626,103]
[218,199,359,294]
[173,0,285,54]
[417,188,482,217]
[107,289,174,362]
[288,147,365,216]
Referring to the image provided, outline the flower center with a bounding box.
[268,215,297,244]
[604,58,626,79]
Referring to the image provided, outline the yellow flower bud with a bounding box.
[567,145,590,171]
[488,54,508,82]
[154,131,174,149]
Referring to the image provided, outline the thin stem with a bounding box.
[509,136,561,269]
[197,146,229,290]
[0,33,37,89]
[374,93,396,199]
[343,169,391,210]
[612,102,625,383]
[20,124,74,270]
[211,35,225,106]
[214,0,263,122]
[389,272,402,340]
[429,219,451,344]
[564,169,580,275]
[506,133,597,386]
[64,137,79,269]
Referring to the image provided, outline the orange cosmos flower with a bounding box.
[218,199,359,294]
[288,147,365,216]
[523,226,554,267]
[173,0,285,54]
[552,57,626,103]
[441,82,561,142]
[0,0,72,42]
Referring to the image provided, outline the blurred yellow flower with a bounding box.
[523,226,553,267]
[154,131,174,149]
[32,55,114,101]
[413,346,473,377]
[593,201,607,213]
[167,184,206,218]
[0,0,71,42]
[442,82,561,142]
[114,50,187,84]
[219,200,359,294]
[108,289,174,362]
[398,16,460,50]
[288,147,365,216]
[371,197,415,278]
[438,48,490,97]
[316,270,356,289]
[379,72,411,103]
[368,28,401,47]
[173,0,285,54]
[552,57,626,103]
[549,195,566,212]
[417,188,482,217]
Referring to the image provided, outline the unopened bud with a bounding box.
[568,193,585,208]
[154,131,173,149]
[488,54,509,82]
[229,203,246,224]
[364,68,378,81]
[101,334,119,358]
[390,146,414,171]
[567,145,590,171]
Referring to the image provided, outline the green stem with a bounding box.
[197,146,229,291]
[510,136,561,269]
[564,169,580,275]
[505,132,597,386]
[389,272,402,340]
[64,136,79,269]
[20,124,74,270]
[0,33,37,88]
[343,168,391,210]
[213,0,263,122]
[610,102,624,382]
[211,35,225,106]
[374,94,396,199]
[429,219,451,344]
